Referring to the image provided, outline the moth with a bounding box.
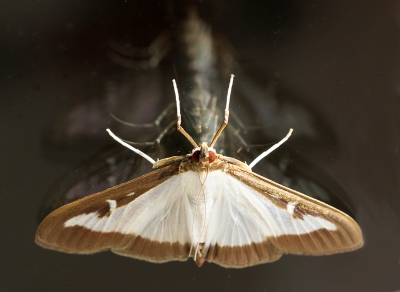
[36,75,364,268]
[38,10,345,224]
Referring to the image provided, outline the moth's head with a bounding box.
[191,142,217,167]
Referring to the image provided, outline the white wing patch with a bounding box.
[65,174,194,244]
[287,202,297,215]
[65,170,336,248]
[106,199,117,212]
[204,171,337,247]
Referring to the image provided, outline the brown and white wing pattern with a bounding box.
[36,161,363,268]
[36,164,196,263]
[199,164,363,268]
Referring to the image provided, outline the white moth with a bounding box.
[36,75,363,268]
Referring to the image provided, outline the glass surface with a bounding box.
[1,1,399,291]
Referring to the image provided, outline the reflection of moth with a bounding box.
[42,8,331,156]
[36,75,363,268]
[38,9,356,241]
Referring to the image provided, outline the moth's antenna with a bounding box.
[209,74,234,148]
[106,128,156,164]
[172,79,199,148]
[248,128,293,169]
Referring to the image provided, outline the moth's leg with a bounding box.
[249,129,293,169]
[206,96,219,136]
[108,104,176,148]
[230,109,280,133]
[123,121,176,147]
[107,93,193,168]
[107,121,188,166]
[109,103,175,129]
[107,129,155,164]
[228,111,287,154]
[106,32,172,69]
[227,124,251,153]
[227,124,274,154]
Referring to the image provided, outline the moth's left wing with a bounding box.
[203,164,363,268]
[35,164,193,263]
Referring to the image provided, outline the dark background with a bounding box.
[1,1,399,291]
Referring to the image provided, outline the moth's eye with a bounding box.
[208,151,216,163]
[192,150,200,162]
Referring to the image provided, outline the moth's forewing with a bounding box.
[249,148,358,218]
[277,151,357,217]
[180,160,362,268]
[36,164,189,261]
[225,164,363,254]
